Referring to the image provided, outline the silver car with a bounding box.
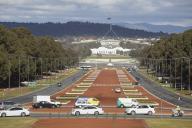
[0,101,20,110]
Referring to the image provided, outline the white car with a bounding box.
[115,88,121,93]
[72,106,104,116]
[125,105,155,115]
[0,107,30,117]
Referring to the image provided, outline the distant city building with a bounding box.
[72,39,97,44]
[91,47,131,55]
[99,39,120,48]
[90,39,132,55]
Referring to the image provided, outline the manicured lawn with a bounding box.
[0,68,78,100]
[139,69,192,100]
[146,119,192,128]
[0,117,37,128]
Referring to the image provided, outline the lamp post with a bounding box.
[175,59,177,90]
[181,57,191,93]
[189,59,191,94]
[19,56,21,95]
[181,58,183,91]
[8,57,11,89]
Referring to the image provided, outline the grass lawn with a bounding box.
[146,119,192,128]
[139,69,192,100]
[0,68,78,100]
[0,117,37,128]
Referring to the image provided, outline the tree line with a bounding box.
[0,25,80,88]
[132,29,192,91]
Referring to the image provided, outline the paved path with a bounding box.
[1,70,85,104]
[131,71,192,108]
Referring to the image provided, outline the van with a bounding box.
[75,97,100,107]
[117,98,138,108]
[33,95,51,103]
[33,95,61,107]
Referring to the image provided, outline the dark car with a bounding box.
[32,101,57,109]
[57,82,62,87]
[0,101,20,110]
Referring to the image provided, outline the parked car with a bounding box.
[125,105,155,115]
[0,101,20,110]
[72,106,104,116]
[32,101,58,109]
[117,98,138,108]
[0,107,30,117]
[75,97,100,107]
[115,88,121,93]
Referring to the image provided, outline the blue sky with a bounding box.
[0,0,192,26]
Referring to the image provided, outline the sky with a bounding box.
[0,0,192,26]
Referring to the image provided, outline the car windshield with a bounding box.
[93,98,98,101]
[5,101,15,105]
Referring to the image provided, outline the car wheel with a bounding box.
[131,105,135,108]
[21,112,26,117]
[94,111,99,115]
[52,105,56,108]
[148,111,152,115]
[1,113,6,117]
[131,111,136,115]
[120,104,124,108]
[179,113,183,117]
[75,111,80,116]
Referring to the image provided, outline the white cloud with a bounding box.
[0,0,191,26]
[0,0,33,5]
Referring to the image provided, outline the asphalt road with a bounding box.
[131,71,192,108]
[1,70,86,104]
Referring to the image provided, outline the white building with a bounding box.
[91,47,131,55]
[99,39,120,47]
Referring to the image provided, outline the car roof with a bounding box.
[8,106,23,109]
[78,106,97,108]
[3,101,15,103]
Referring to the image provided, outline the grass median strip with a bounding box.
[120,83,133,86]
[123,89,138,92]
[72,88,88,92]
[65,92,84,95]
[124,92,142,95]
[79,82,92,85]
[138,100,159,106]
[76,85,91,88]
[0,117,37,128]
[146,119,192,128]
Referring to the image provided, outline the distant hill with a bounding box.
[0,21,167,38]
[115,23,192,33]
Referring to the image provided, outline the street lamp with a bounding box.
[181,57,191,94]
